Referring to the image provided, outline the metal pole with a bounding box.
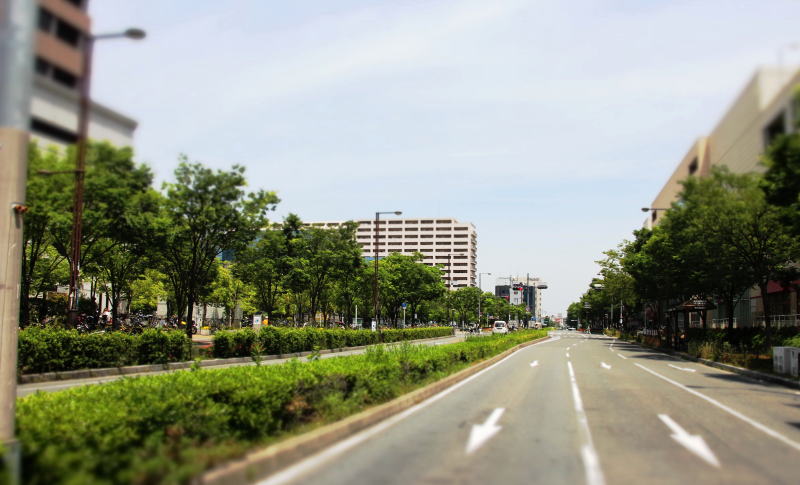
[0,0,36,480]
[477,272,481,328]
[67,33,95,325]
[373,212,379,327]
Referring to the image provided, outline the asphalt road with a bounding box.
[259,331,800,485]
[17,334,466,397]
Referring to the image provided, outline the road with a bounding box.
[17,334,466,397]
[259,331,800,485]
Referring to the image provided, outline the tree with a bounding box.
[236,227,285,322]
[210,263,255,327]
[160,159,278,338]
[378,253,445,326]
[129,269,167,314]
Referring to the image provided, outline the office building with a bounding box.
[306,218,478,288]
[494,276,544,321]
[26,0,137,147]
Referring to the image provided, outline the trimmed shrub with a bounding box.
[17,330,547,484]
[212,326,454,359]
[18,327,191,374]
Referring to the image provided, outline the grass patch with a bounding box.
[17,330,546,485]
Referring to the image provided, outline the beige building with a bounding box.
[646,66,800,326]
[27,0,137,147]
[307,218,478,288]
[647,66,799,227]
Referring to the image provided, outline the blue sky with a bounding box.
[89,0,800,315]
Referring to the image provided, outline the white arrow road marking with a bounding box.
[668,364,696,373]
[636,363,800,453]
[466,408,505,454]
[617,353,627,360]
[658,414,720,467]
[601,362,611,370]
[530,360,539,368]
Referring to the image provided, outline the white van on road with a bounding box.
[492,320,508,334]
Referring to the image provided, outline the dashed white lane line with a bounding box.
[635,363,800,453]
[668,364,697,373]
[617,353,627,360]
[568,361,606,485]
[601,362,612,370]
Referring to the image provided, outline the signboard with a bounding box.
[371,320,377,332]
[253,313,262,330]
[678,297,716,311]
[401,302,407,309]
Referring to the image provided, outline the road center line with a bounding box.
[257,337,558,485]
[567,361,606,485]
[635,363,800,453]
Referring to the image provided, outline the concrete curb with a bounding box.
[18,335,457,384]
[615,336,800,390]
[196,335,551,485]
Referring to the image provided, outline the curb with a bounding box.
[196,335,551,485]
[613,336,800,390]
[18,335,458,385]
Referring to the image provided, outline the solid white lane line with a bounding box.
[530,360,539,368]
[567,361,606,485]
[635,363,800,453]
[668,364,696,373]
[466,408,505,454]
[658,414,720,467]
[601,362,611,370]
[617,353,627,360]
[257,337,558,485]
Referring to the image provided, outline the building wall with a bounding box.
[648,66,800,217]
[306,218,478,288]
[26,0,137,148]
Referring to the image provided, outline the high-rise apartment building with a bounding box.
[306,218,478,288]
[24,0,137,147]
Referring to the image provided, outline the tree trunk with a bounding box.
[759,282,772,342]
[186,292,195,340]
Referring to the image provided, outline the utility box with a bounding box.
[773,347,789,374]
[787,347,800,377]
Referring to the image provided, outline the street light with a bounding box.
[373,210,402,328]
[477,272,491,328]
[67,27,146,325]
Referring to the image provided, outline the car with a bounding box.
[492,320,508,334]
[567,327,576,331]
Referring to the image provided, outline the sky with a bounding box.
[89,0,800,315]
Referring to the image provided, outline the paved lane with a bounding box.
[258,331,800,485]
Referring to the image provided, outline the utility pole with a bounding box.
[0,0,36,481]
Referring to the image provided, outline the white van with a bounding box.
[492,320,508,334]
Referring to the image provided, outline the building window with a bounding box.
[38,8,54,32]
[30,117,78,144]
[688,157,698,176]
[764,111,787,148]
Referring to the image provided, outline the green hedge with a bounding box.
[18,327,191,374]
[212,326,453,358]
[17,330,547,484]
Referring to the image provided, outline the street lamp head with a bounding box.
[641,207,650,213]
[124,28,147,40]
[393,211,402,215]
[536,284,548,289]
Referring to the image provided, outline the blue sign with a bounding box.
[401,302,407,309]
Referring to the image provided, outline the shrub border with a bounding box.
[18,335,458,384]
[197,334,551,485]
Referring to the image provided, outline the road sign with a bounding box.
[401,302,407,309]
